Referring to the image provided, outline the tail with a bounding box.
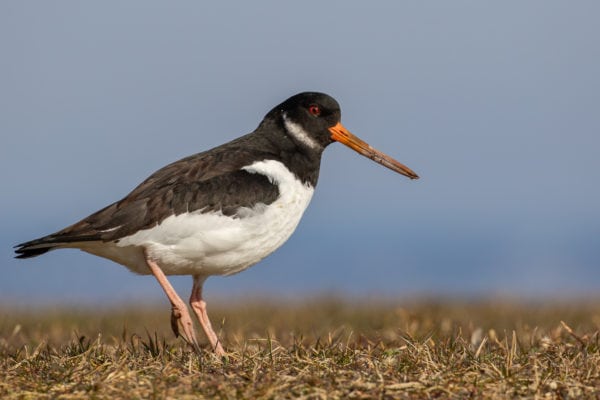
[15,202,119,259]
[15,233,99,259]
[14,235,66,259]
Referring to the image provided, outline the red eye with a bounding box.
[308,104,321,116]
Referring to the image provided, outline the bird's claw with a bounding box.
[170,306,202,354]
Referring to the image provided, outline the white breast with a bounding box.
[82,160,314,276]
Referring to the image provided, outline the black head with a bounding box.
[264,92,419,179]
[265,92,341,152]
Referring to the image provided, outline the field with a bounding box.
[1,298,599,399]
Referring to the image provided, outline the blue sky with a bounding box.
[2,2,599,304]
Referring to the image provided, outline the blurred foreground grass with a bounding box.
[1,297,599,399]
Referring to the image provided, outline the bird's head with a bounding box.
[270,92,419,180]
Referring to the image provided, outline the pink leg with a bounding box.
[144,250,200,353]
[190,275,225,356]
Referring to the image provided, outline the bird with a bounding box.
[14,92,419,356]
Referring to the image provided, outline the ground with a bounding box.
[1,298,599,399]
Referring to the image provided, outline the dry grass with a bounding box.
[1,298,599,399]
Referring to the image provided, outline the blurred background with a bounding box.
[2,1,599,305]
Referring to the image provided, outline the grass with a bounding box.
[1,297,599,399]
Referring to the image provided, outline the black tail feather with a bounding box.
[14,245,54,259]
[14,236,64,259]
[15,232,101,259]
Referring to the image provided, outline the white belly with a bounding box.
[80,160,314,276]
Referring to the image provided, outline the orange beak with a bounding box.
[328,122,419,179]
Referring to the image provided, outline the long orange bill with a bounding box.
[328,122,419,180]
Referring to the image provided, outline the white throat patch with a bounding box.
[283,113,321,151]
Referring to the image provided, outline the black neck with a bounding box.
[237,117,324,187]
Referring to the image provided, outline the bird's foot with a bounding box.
[170,305,201,354]
[213,339,226,358]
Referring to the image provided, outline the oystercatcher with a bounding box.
[15,92,418,356]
